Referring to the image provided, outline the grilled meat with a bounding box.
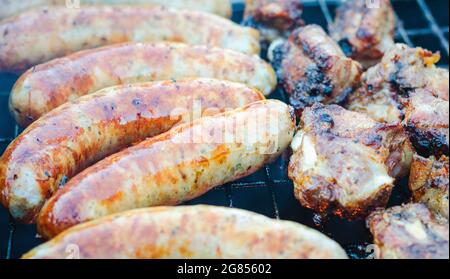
[367,203,449,259]
[242,0,304,49]
[403,89,449,158]
[330,0,395,68]
[10,42,276,127]
[347,44,449,124]
[0,6,260,73]
[0,79,265,223]
[288,104,411,219]
[0,0,233,21]
[409,155,449,220]
[270,25,362,112]
[37,100,295,239]
[27,206,348,259]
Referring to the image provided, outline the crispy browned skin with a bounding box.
[0,0,232,20]
[403,89,449,158]
[242,0,304,48]
[330,0,395,68]
[26,206,348,259]
[10,42,276,127]
[367,203,449,259]
[347,44,449,124]
[270,25,362,112]
[0,79,265,223]
[0,6,259,73]
[289,104,410,219]
[37,100,296,239]
[409,155,449,220]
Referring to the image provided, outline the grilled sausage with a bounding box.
[0,79,265,223]
[289,104,411,219]
[10,42,276,127]
[409,154,449,220]
[242,0,304,49]
[27,205,348,259]
[0,0,232,21]
[270,25,362,112]
[0,5,259,73]
[37,100,296,239]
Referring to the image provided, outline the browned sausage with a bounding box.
[37,100,295,239]
[0,79,265,223]
[9,42,276,127]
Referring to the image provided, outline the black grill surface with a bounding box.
[0,0,448,259]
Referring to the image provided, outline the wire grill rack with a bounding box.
[0,0,449,259]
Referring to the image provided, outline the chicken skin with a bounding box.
[367,203,449,259]
[330,0,395,68]
[270,25,362,113]
[288,104,410,219]
[347,44,449,124]
[403,89,449,158]
[409,155,449,220]
[242,0,304,49]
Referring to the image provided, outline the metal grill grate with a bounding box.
[0,0,449,259]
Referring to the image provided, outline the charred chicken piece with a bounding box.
[409,155,449,220]
[271,25,363,112]
[242,0,304,49]
[347,44,449,124]
[404,89,449,158]
[288,104,411,219]
[367,203,449,259]
[330,0,395,68]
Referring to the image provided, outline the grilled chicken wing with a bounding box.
[347,44,449,124]
[367,203,449,259]
[288,104,410,219]
[403,89,449,158]
[242,0,304,49]
[409,155,449,220]
[330,0,395,68]
[270,25,362,113]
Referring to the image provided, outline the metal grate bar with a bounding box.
[318,0,334,27]
[265,166,280,219]
[0,138,12,143]
[226,185,234,207]
[5,125,19,259]
[416,0,449,56]
[401,26,449,37]
[6,215,16,259]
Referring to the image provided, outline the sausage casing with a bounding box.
[0,5,259,73]
[0,79,265,223]
[0,0,232,21]
[27,205,347,259]
[10,42,276,127]
[37,100,296,239]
